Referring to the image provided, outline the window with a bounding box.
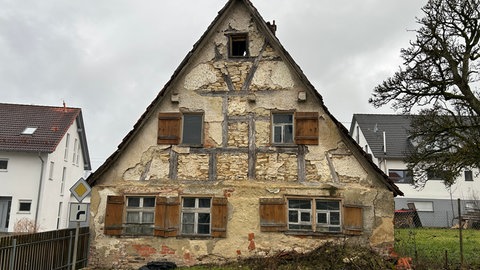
[271,112,319,145]
[64,133,70,161]
[181,197,211,235]
[57,202,62,229]
[49,161,54,180]
[60,167,66,195]
[229,34,248,57]
[0,159,8,171]
[104,195,228,238]
[21,127,37,135]
[73,138,78,164]
[389,169,413,184]
[273,113,294,144]
[427,169,447,180]
[157,112,204,146]
[410,201,433,212]
[125,197,156,235]
[260,198,362,235]
[182,114,203,146]
[465,170,473,181]
[18,200,32,213]
[287,199,341,232]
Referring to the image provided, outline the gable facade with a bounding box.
[0,103,91,233]
[87,1,400,268]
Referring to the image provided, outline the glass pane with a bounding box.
[142,227,154,235]
[284,125,293,143]
[183,198,196,208]
[300,212,310,222]
[316,201,339,210]
[274,126,282,143]
[317,213,327,224]
[182,213,195,224]
[289,211,298,222]
[198,213,210,223]
[125,226,140,235]
[143,197,155,207]
[330,212,340,225]
[197,224,210,234]
[183,114,202,145]
[329,227,341,232]
[182,224,194,234]
[273,114,292,124]
[142,212,154,223]
[126,212,140,223]
[127,197,140,207]
[289,199,311,209]
[198,198,211,208]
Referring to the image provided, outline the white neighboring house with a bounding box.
[350,114,480,227]
[0,103,91,233]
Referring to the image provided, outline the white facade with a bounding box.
[0,120,90,233]
[350,118,480,227]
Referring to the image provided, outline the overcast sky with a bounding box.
[1,0,427,170]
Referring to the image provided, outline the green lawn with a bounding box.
[395,228,480,268]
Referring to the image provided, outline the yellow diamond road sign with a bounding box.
[70,177,91,202]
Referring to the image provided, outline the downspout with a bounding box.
[35,154,45,232]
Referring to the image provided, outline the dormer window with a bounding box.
[21,127,37,135]
[229,34,248,57]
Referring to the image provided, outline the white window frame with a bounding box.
[411,201,434,212]
[72,138,78,164]
[60,167,66,195]
[124,196,156,235]
[181,197,211,236]
[49,161,55,180]
[18,200,32,213]
[0,159,8,172]
[287,198,342,233]
[272,113,294,144]
[57,202,63,229]
[64,133,70,161]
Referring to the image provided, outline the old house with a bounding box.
[86,0,402,268]
[0,103,91,233]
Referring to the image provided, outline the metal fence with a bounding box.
[0,226,89,270]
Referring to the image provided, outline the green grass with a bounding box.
[395,228,480,269]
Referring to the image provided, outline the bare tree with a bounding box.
[370,0,480,186]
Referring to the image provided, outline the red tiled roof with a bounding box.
[0,103,80,153]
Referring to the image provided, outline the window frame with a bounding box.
[181,197,212,236]
[286,197,342,234]
[181,113,204,147]
[388,169,413,184]
[0,159,8,172]
[64,133,70,161]
[228,33,249,58]
[272,112,294,145]
[410,201,434,212]
[465,170,473,181]
[124,196,156,236]
[18,200,32,213]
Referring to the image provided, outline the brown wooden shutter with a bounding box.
[259,198,287,232]
[211,197,228,238]
[154,197,180,237]
[295,112,319,145]
[104,195,124,236]
[158,113,182,145]
[343,205,363,235]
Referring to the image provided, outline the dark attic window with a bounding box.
[229,34,248,58]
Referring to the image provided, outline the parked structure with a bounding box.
[0,103,91,233]
[87,0,402,267]
[350,114,480,227]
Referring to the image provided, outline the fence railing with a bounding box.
[0,226,89,270]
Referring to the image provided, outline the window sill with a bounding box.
[177,234,212,240]
[284,231,344,237]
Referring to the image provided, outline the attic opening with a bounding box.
[229,33,248,57]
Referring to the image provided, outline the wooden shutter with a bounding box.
[154,197,180,237]
[295,112,319,145]
[259,198,287,232]
[104,195,124,236]
[158,113,182,145]
[343,205,363,235]
[211,197,228,238]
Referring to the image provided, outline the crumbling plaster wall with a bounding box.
[89,2,395,268]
